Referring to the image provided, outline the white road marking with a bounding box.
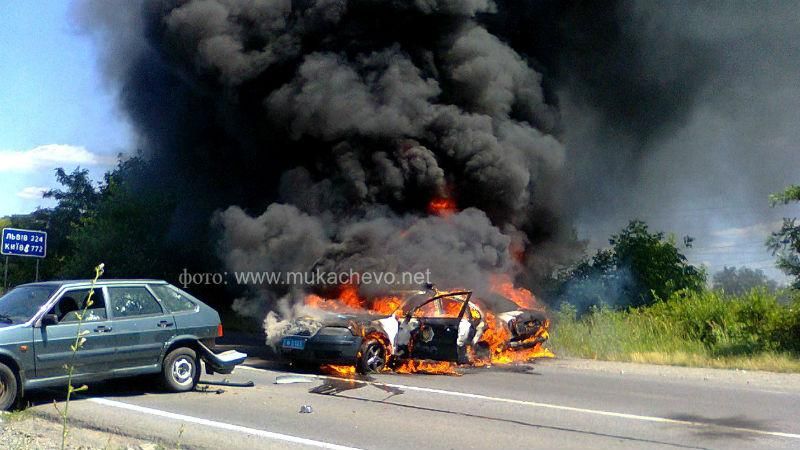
[88,397,364,450]
[238,365,800,440]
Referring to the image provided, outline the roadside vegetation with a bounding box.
[551,288,800,372]
[549,184,800,373]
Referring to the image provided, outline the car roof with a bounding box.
[16,279,169,289]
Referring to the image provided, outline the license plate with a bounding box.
[282,337,306,350]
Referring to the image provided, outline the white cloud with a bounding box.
[15,186,49,200]
[711,220,783,239]
[0,144,116,172]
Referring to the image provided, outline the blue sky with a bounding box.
[0,1,132,216]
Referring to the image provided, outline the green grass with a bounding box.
[550,288,800,373]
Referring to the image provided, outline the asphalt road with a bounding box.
[25,353,800,450]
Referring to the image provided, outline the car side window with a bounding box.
[108,287,163,318]
[412,297,464,319]
[149,285,196,313]
[412,296,466,319]
[49,288,108,323]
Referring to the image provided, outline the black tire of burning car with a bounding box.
[357,338,388,374]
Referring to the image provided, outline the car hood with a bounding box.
[316,312,388,327]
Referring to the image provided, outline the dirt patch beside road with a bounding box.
[1,410,164,450]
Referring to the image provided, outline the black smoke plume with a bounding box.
[76,1,799,315]
[75,0,579,317]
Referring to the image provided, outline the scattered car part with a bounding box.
[196,341,247,375]
[200,379,255,388]
[275,375,315,384]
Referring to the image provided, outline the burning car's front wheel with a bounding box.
[357,339,387,374]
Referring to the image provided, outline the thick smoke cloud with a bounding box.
[75,0,800,309]
[74,0,572,317]
[482,1,800,260]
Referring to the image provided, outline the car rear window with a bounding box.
[108,286,163,318]
[149,284,197,313]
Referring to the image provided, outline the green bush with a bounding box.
[551,288,800,371]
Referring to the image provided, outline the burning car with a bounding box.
[278,287,551,374]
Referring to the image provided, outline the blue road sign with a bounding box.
[1,228,47,258]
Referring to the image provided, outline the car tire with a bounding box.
[357,339,387,374]
[0,362,18,411]
[162,347,200,392]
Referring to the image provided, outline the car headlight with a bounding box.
[316,327,354,336]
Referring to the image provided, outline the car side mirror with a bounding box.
[41,314,59,327]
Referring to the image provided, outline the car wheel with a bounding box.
[357,339,387,374]
[162,347,200,392]
[0,362,18,411]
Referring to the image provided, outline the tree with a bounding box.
[59,158,179,279]
[768,184,800,288]
[712,266,778,295]
[556,220,705,309]
[43,168,103,222]
[40,168,104,276]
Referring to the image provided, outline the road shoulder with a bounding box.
[539,357,800,393]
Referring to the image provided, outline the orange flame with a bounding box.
[427,197,457,216]
[320,364,356,378]
[394,360,460,375]
[304,285,403,316]
[474,310,553,365]
[489,274,539,309]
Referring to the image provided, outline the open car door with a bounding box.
[405,292,471,362]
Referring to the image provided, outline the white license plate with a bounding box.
[282,337,306,350]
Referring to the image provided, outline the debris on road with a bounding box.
[195,385,225,395]
[275,375,315,384]
[299,405,314,414]
[310,378,364,395]
[200,379,255,388]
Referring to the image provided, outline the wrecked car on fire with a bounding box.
[278,290,549,373]
[0,280,246,410]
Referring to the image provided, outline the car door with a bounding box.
[33,287,116,379]
[407,292,471,362]
[106,285,176,370]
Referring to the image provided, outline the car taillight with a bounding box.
[217,323,224,337]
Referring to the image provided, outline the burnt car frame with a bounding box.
[279,290,549,373]
[0,280,246,410]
